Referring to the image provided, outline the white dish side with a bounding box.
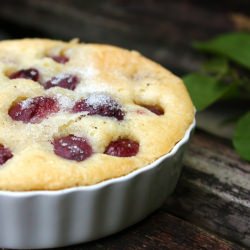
[0,120,195,249]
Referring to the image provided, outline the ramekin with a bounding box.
[0,120,195,249]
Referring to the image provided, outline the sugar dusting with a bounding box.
[20,94,75,112]
[68,65,99,79]
[54,135,92,161]
[76,83,114,97]
[55,94,74,111]
[50,73,72,85]
[83,65,99,79]
[58,138,84,154]
[20,98,34,109]
[85,92,118,109]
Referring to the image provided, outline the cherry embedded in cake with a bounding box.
[44,74,79,90]
[51,55,69,64]
[53,135,92,161]
[72,93,124,120]
[0,39,195,191]
[9,68,40,82]
[105,139,139,157]
[0,144,13,165]
[8,96,59,123]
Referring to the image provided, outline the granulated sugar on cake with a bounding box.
[55,94,75,111]
[20,98,34,109]
[50,73,73,85]
[85,92,120,110]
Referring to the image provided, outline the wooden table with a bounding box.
[0,1,249,249]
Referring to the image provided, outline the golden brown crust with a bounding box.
[0,39,194,191]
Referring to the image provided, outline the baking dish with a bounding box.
[0,119,195,249]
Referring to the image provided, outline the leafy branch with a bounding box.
[182,32,250,161]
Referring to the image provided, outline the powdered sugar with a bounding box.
[76,83,114,97]
[58,139,84,154]
[20,98,34,109]
[45,74,79,90]
[9,96,59,124]
[68,65,99,80]
[72,92,124,120]
[85,92,117,109]
[68,145,84,154]
[55,94,74,111]
[53,135,92,161]
[84,66,99,79]
[50,73,72,85]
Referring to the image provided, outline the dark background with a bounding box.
[0,0,250,76]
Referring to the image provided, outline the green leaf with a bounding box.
[194,33,250,70]
[202,57,229,77]
[233,112,250,161]
[183,73,232,111]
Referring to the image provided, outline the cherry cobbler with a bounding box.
[0,39,194,191]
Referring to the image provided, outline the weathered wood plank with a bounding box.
[165,131,250,248]
[60,213,242,250]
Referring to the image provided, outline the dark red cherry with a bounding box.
[9,68,39,81]
[51,55,69,64]
[53,135,92,161]
[8,96,59,123]
[105,139,139,157]
[0,144,13,165]
[72,94,124,120]
[44,74,79,90]
[143,105,164,115]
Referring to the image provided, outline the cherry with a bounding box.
[51,55,69,64]
[143,105,164,115]
[53,135,92,161]
[9,68,39,81]
[8,96,59,123]
[72,94,124,120]
[44,74,79,90]
[105,139,139,157]
[0,144,13,165]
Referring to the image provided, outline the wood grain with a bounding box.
[60,213,242,250]
[165,131,250,247]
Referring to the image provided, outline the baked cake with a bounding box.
[0,39,194,191]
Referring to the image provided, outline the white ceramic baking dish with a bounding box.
[0,120,195,249]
